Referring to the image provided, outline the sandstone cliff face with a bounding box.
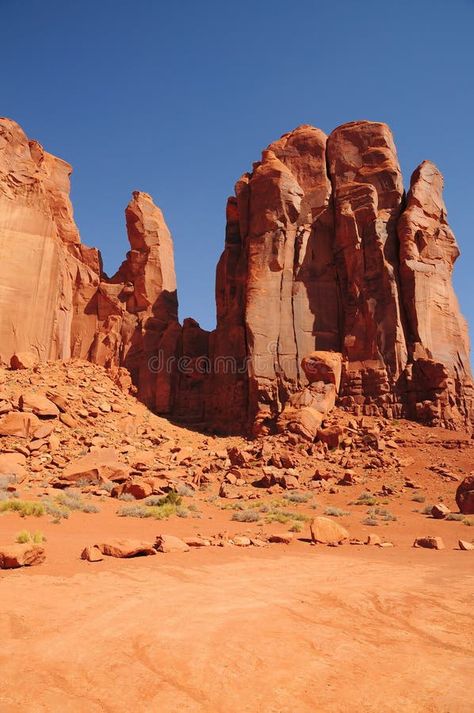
[91,191,179,409]
[205,121,473,433]
[0,116,471,434]
[0,118,179,412]
[0,118,100,364]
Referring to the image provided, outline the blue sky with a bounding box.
[2,0,473,331]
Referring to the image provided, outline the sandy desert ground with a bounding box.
[0,541,472,713]
[0,362,473,712]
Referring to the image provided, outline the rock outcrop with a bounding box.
[0,116,472,436]
[0,118,179,413]
[202,121,473,433]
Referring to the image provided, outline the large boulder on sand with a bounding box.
[0,544,45,569]
[456,475,474,515]
[96,539,156,558]
[310,516,349,545]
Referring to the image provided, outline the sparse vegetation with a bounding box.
[350,492,377,506]
[0,499,45,517]
[118,492,187,520]
[363,506,397,525]
[56,491,100,513]
[176,484,195,497]
[445,513,465,521]
[411,493,426,503]
[283,491,311,504]
[324,506,350,517]
[421,504,435,515]
[15,529,46,544]
[264,509,309,525]
[231,509,260,523]
[289,522,304,533]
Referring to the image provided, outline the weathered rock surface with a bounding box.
[455,475,474,515]
[0,117,472,436]
[413,536,445,550]
[0,544,46,568]
[310,516,349,545]
[96,539,156,558]
[154,534,190,553]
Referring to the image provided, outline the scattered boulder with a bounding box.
[317,426,343,449]
[0,544,45,569]
[112,479,153,500]
[184,537,211,548]
[431,503,450,519]
[46,391,69,412]
[0,412,41,438]
[56,449,129,486]
[0,453,27,482]
[59,412,77,428]
[154,535,190,553]
[310,516,349,545]
[227,447,251,468]
[458,540,474,551]
[365,534,382,546]
[10,352,38,370]
[96,539,156,558]
[219,482,241,499]
[455,475,474,515]
[81,546,104,562]
[33,422,56,439]
[233,535,252,547]
[413,536,445,550]
[19,392,59,418]
[268,533,293,544]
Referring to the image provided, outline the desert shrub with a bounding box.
[264,509,308,525]
[176,484,195,497]
[324,507,350,517]
[176,506,189,518]
[350,492,377,506]
[0,475,15,490]
[15,530,46,544]
[289,522,303,533]
[421,504,435,515]
[445,513,465,521]
[0,500,45,518]
[118,493,136,502]
[161,491,182,506]
[57,491,100,514]
[283,492,311,504]
[118,500,183,520]
[231,509,260,523]
[411,493,426,503]
[463,517,474,526]
[366,506,396,522]
[362,516,378,526]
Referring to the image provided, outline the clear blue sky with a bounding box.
[2,0,473,332]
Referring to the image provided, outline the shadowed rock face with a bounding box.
[0,117,472,433]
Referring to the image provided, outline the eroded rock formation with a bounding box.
[0,116,472,436]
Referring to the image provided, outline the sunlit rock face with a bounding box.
[0,117,472,433]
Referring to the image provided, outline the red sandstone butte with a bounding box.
[0,116,472,435]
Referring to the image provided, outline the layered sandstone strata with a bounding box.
[0,116,472,435]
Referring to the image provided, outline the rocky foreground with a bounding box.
[0,360,473,711]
